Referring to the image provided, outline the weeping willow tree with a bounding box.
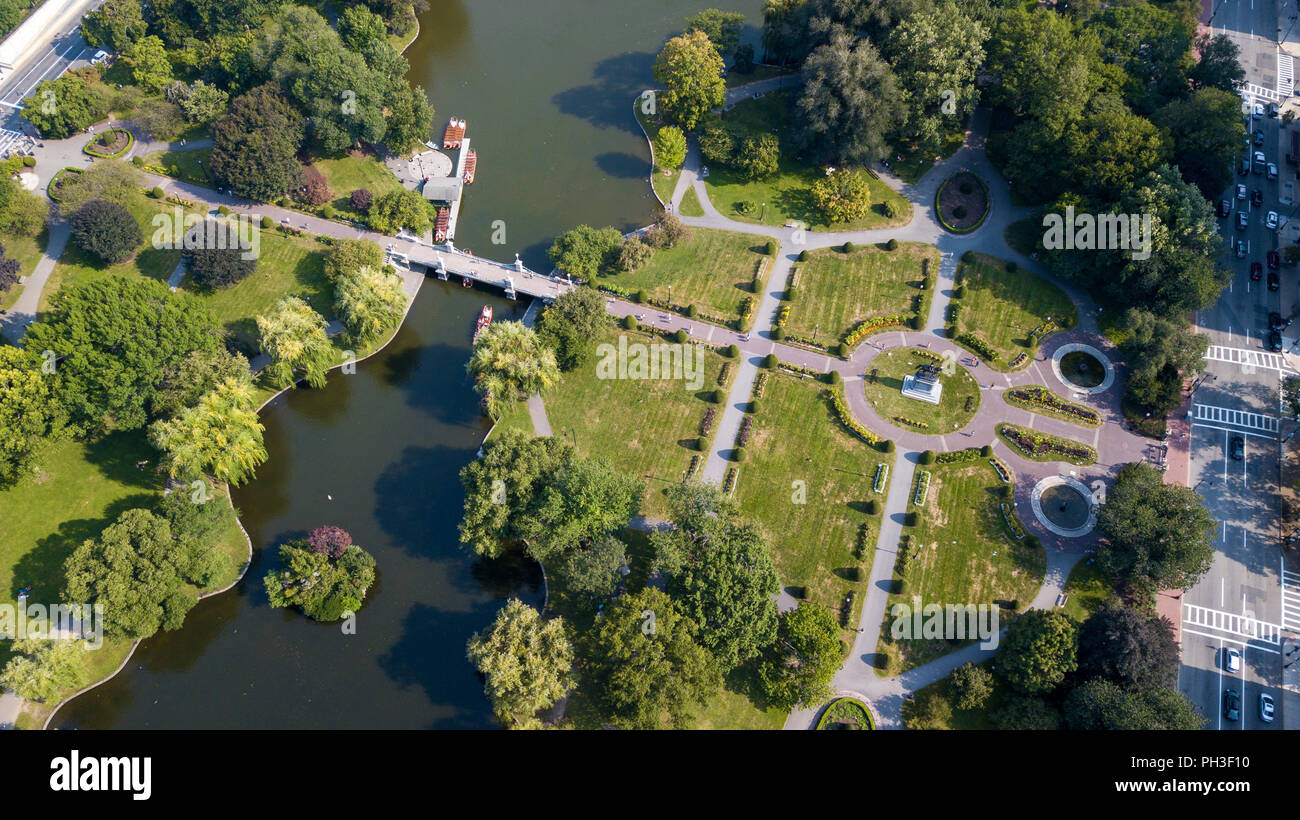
[466,320,561,418]
[256,295,334,388]
[149,376,267,485]
[335,264,407,343]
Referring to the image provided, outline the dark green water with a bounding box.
[52,0,759,729]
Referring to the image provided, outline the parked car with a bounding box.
[1268,102,1281,118]
[1270,329,1284,351]
[1269,270,1280,291]
[1268,249,1281,270]
[1240,157,1252,175]
[1270,311,1285,331]
[1255,129,1266,146]
[1268,162,1279,180]
[1219,199,1232,217]
[1223,689,1241,721]
[1252,188,1264,206]
[1267,211,1280,230]
[1238,211,1249,230]
[1230,437,1245,461]
[1254,102,1265,119]
[1251,261,1263,280]
[1260,693,1275,723]
[1237,183,1248,199]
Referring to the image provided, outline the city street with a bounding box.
[1181,4,1298,728]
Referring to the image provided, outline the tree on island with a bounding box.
[995,609,1078,695]
[653,30,726,132]
[1096,461,1216,591]
[466,321,560,419]
[757,601,843,711]
[579,587,722,730]
[256,296,335,389]
[263,532,376,622]
[149,376,267,486]
[466,599,575,729]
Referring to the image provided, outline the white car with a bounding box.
[1267,211,1280,230]
[1254,103,1265,119]
[1224,647,1241,673]
[1260,693,1275,723]
[91,50,109,65]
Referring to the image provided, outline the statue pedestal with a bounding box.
[901,374,943,405]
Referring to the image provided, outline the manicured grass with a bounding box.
[698,92,911,231]
[952,252,1076,370]
[902,660,1005,730]
[785,242,936,344]
[312,153,402,221]
[190,229,332,349]
[861,347,982,435]
[888,132,965,184]
[1061,559,1114,622]
[494,327,725,518]
[39,198,188,313]
[878,460,1045,674]
[679,186,704,217]
[735,372,886,629]
[1,227,47,311]
[599,228,769,326]
[143,148,214,187]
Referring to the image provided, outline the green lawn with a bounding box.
[902,660,1005,730]
[861,347,981,435]
[679,186,704,217]
[1061,559,1114,622]
[1,227,46,312]
[878,459,1045,675]
[600,228,769,326]
[888,132,966,185]
[311,153,403,221]
[952,252,1077,370]
[633,99,682,205]
[494,327,725,518]
[143,148,214,187]
[698,92,911,231]
[724,64,795,89]
[785,242,936,345]
[735,372,886,626]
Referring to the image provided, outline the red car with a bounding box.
[1251,261,1263,280]
[1268,249,1281,270]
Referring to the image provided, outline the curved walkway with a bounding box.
[607,107,1152,729]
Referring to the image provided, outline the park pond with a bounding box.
[51,0,761,730]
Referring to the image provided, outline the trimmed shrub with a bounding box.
[696,436,708,452]
[842,241,854,253]
[953,205,968,219]
[622,314,637,330]
[673,329,688,343]
[131,156,144,167]
[686,304,699,318]
[920,275,930,290]
[886,238,899,251]
[733,447,747,462]
[749,399,760,414]
[1006,260,1018,273]
[772,327,785,341]
[711,389,724,404]
[725,343,739,358]
[827,370,842,386]
[919,450,935,465]
[635,289,648,304]
[798,249,809,262]
[261,215,273,229]
[911,315,923,330]
[881,439,895,453]
[765,239,777,255]
[953,284,965,298]
[762,354,778,369]
[218,205,230,216]
[150,186,165,198]
[980,444,994,457]
[865,499,879,516]
[905,511,918,527]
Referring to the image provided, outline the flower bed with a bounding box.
[775,304,790,330]
[935,447,981,464]
[873,462,888,493]
[1005,385,1101,427]
[699,407,716,436]
[1009,352,1028,369]
[718,362,733,387]
[737,296,754,329]
[778,360,820,379]
[989,458,1011,482]
[829,387,884,445]
[996,423,1097,465]
[844,313,908,347]
[737,415,753,447]
[935,171,990,234]
[894,415,930,429]
[1000,502,1026,539]
[816,696,875,730]
[686,454,701,479]
[913,470,931,505]
[752,371,768,399]
[955,331,999,362]
[83,127,134,159]
[724,467,739,495]
[47,167,83,202]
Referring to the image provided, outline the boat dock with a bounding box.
[421,117,477,241]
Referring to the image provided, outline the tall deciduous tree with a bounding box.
[685,9,745,59]
[1063,677,1205,730]
[457,429,575,558]
[653,124,688,170]
[546,225,623,279]
[758,602,843,710]
[518,457,644,563]
[122,35,174,94]
[467,320,561,418]
[256,296,335,389]
[0,639,85,703]
[1077,605,1180,689]
[70,199,142,264]
[995,609,1078,695]
[334,264,408,343]
[1152,87,1245,199]
[366,187,430,235]
[653,30,726,132]
[535,287,610,371]
[1190,33,1245,93]
[149,376,267,485]
[794,31,904,164]
[1097,461,1216,591]
[0,346,58,488]
[580,587,722,729]
[21,74,109,139]
[466,599,575,729]
[209,84,305,201]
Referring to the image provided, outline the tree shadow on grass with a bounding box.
[81,430,163,490]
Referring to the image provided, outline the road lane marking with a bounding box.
[1192,420,1278,441]
[1183,602,1282,644]
[1181,626,1282,654]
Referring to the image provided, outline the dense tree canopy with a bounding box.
[24,278,222,436]
[0,639,85,703]
[256,296,335,389]
[1097,461,1216,591]
[457,429,575,558]
[1063,677,1205,730]
[367,188,431,235]
[547,225,624,279]
[0,346,59,488]
[263,538,376,621]
[1077,605,1180,689]
[56,160,144,215]
[757,602,842,710]
[653,30,727,132]
[70,199,142,265]
[996,609,1078,695]
[466,321,561,418]
[517,456,643,564]
[794,31,903,164]
[21,74,109,139]
[535,287,610,372]
[685,9,745,59]
[149,376,267,485]
[209,84,305,201]
[334,264,408,343]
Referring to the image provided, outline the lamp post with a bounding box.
[761,202,767,222]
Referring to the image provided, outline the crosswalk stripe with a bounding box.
[1280,50,1295,99]
[1204,345,1295,373]
[1247,83,1281,102]
[1183,603,1282,644]
[1192,404,1280,433]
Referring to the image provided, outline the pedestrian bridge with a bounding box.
[385,239,574,303]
